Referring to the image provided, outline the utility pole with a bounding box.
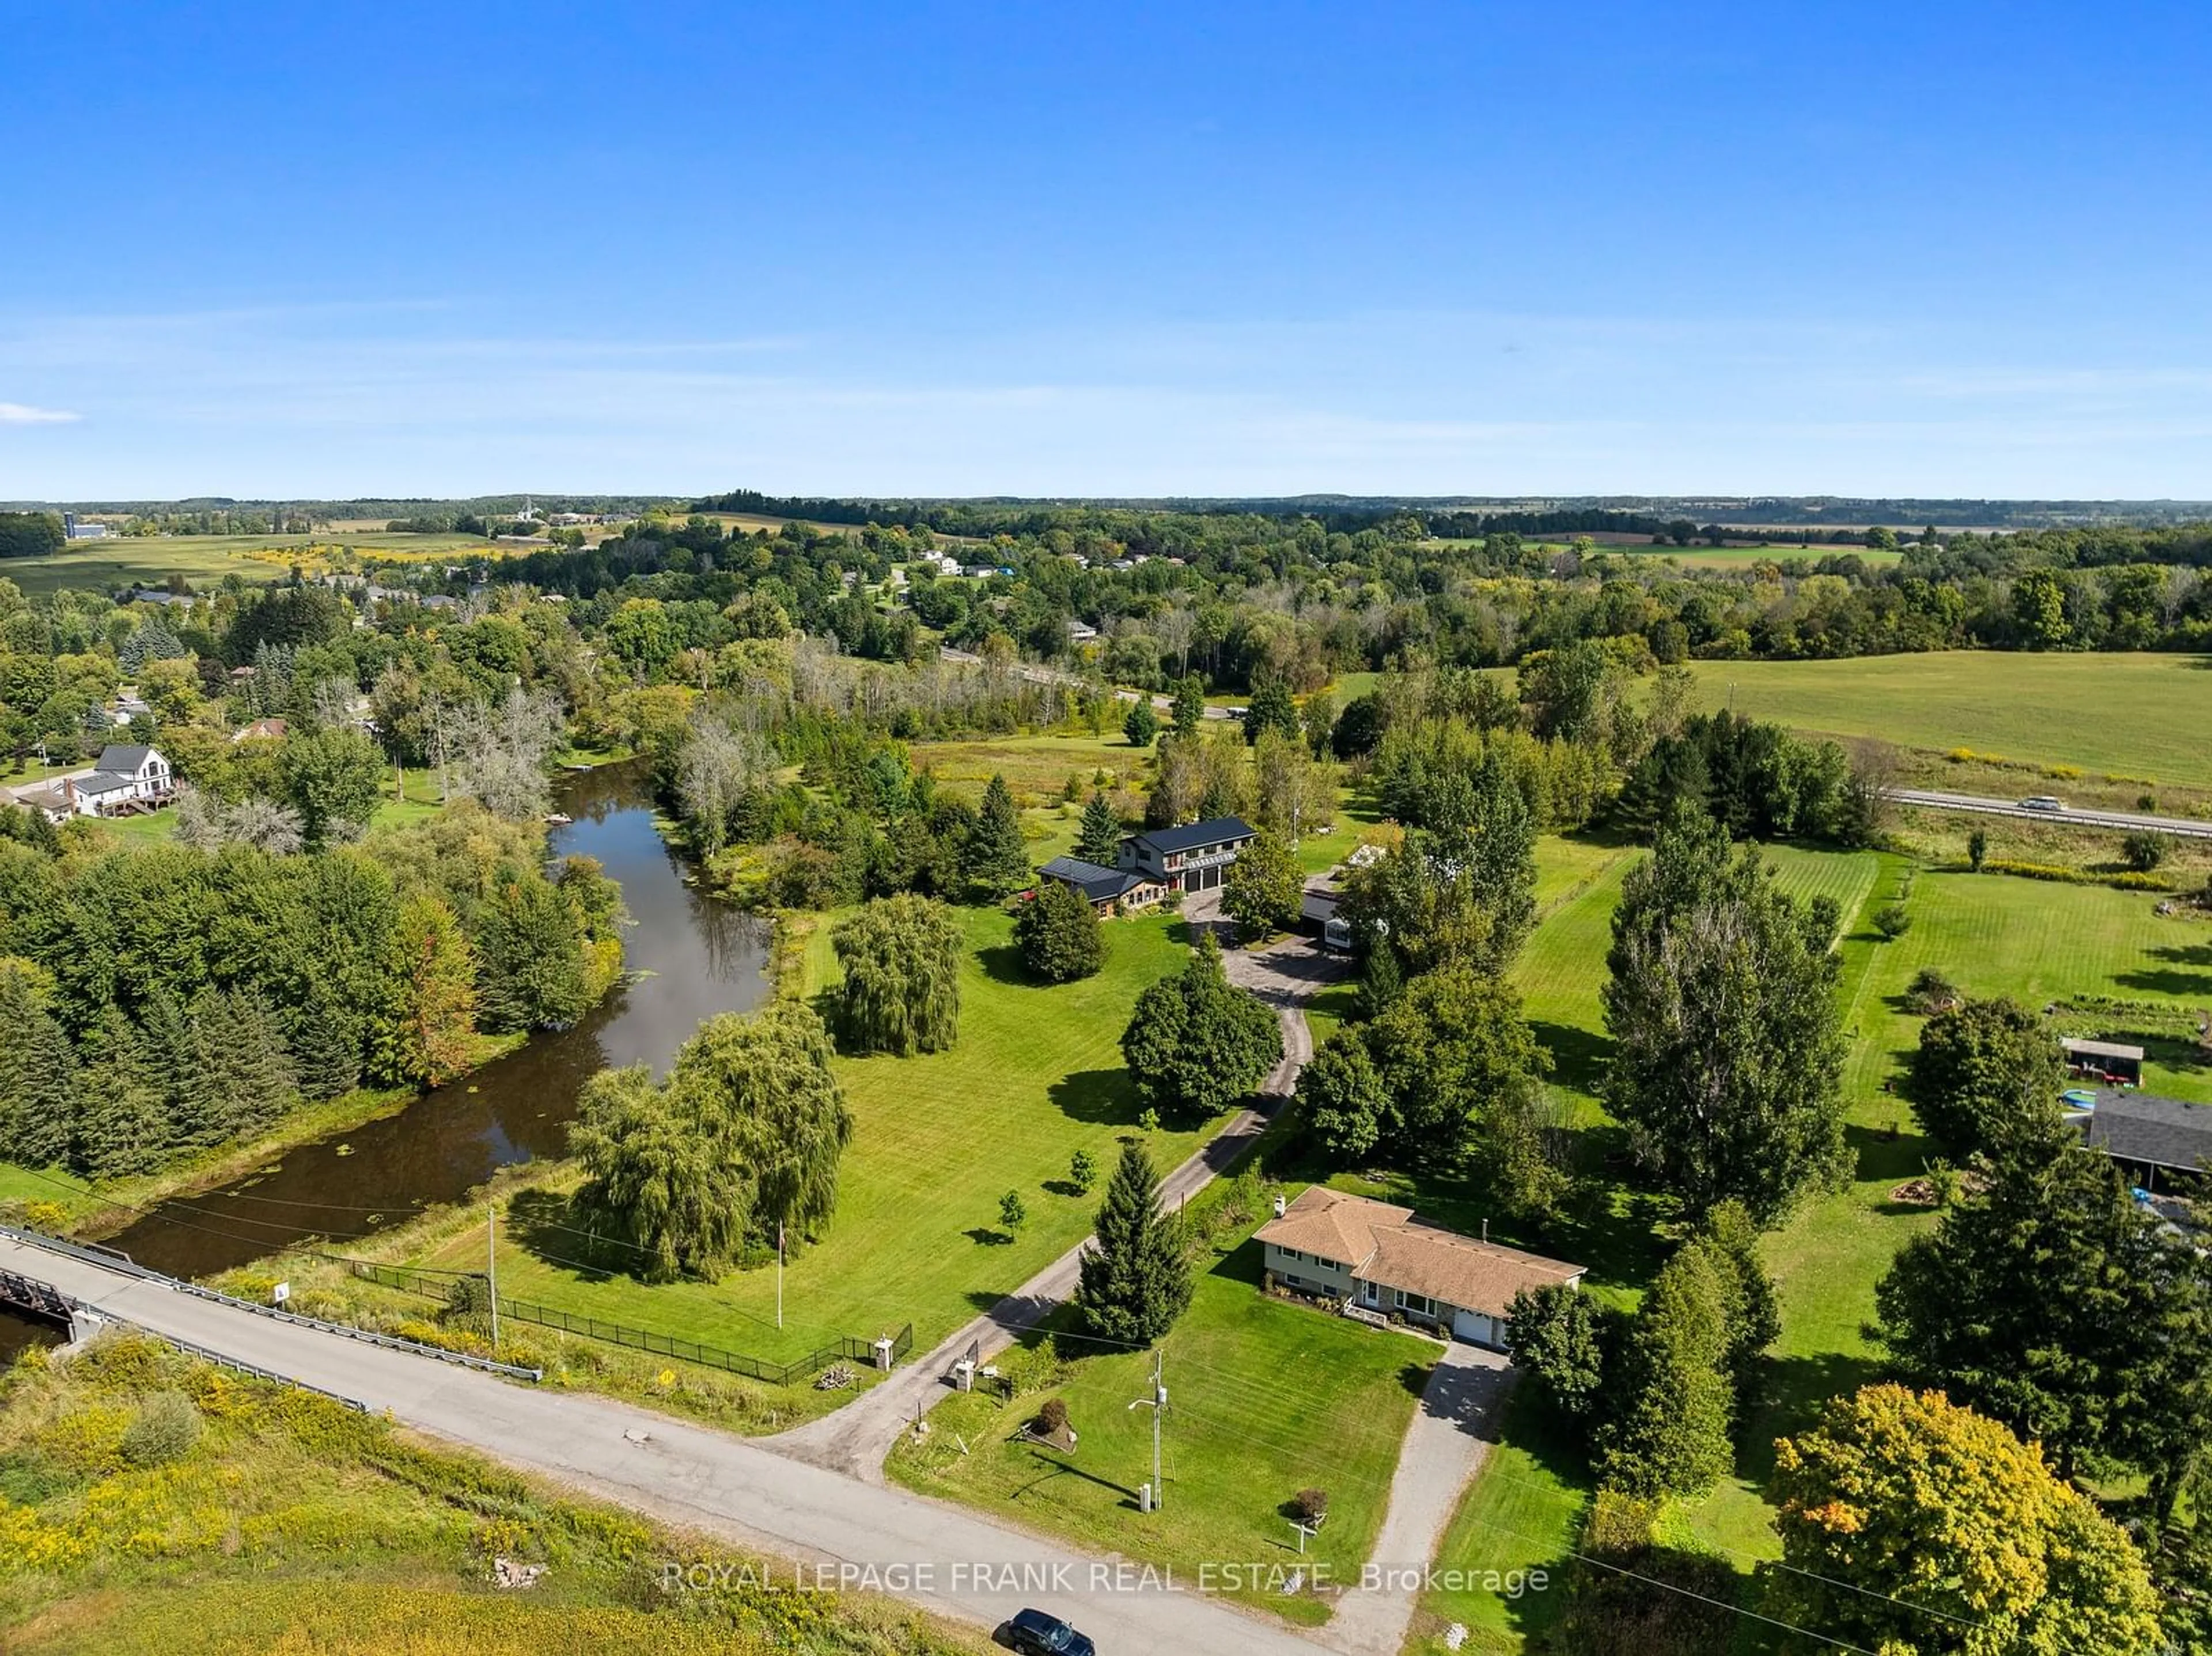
[777,1222,785,1329]
[487,1202,499,1352]
[1127,1349,1166,1511]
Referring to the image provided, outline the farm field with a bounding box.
[0,530,498,597]
[412,905,1215,1367]
[1672,651,2212,787]
[1409,850,2212,1652]
[887,1192,1434,1627]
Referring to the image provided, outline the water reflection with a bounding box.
[99,761,771,1279]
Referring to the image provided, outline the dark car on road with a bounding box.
[1003,1606,1096,1656]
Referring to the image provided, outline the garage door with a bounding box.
[1452,1308,1499,1348]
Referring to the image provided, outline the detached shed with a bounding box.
[2063,1038,2145,1087]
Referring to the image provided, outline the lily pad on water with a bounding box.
[334,1145,353,1157]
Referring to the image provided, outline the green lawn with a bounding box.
[419,905,1217,1366]
[1408,849,2212,1650]
[1672,651,2212,787]
[887,1195,1434,1626]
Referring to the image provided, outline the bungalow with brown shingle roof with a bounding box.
[1253,1185,1582,1350]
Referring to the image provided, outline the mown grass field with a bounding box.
[1410,846,2212,1652]
[1673,651,2212,787]
[415,905,1215,1366]
[887,1191,1433,1627]
[0,1335,979,1656]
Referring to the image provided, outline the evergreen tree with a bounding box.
[74,1010,170,1177]
[474,875,590,1032]
[1596,1241,1737,1499]
[1074,791,1123,865]
[1014,880,1105,983]
[831,893,963,1055]
[963,772,1030,897]
[1601,806,1847,1221]
[1075,1143,1191,1346]
[1356,939,1402,1018]
[0,961,77,1169]
[1120,933,1281,1122]
[1878,1123,2212,1498]
[290,1005,363,1100]
[187,989,298,1143]
[1122,698,1158,748]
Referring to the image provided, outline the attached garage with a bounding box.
[1452,1307,1503,1350]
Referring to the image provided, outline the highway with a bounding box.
[1887,788,2212,841]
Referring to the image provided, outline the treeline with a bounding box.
[0,805,626,1178]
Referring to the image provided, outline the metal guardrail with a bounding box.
[0,1223,543,1384]
[118,1325,370,1413]
[334,1256,913,1386]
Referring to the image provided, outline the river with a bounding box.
[95,761,772,1280]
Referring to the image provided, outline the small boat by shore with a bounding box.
[545,812,574,825]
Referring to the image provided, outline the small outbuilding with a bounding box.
[2063,1038,2145,1087]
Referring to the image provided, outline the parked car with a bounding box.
[1004,1607,1097,1656]
[2020,795,2066,812]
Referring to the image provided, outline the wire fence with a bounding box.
[336,1258,914,1387]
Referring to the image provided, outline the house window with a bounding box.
[1313,1257,1340,1274]
[1396,1290,1435,1317]
[1277,1247,1305,1264]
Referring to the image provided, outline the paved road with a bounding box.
[770,923,1341,1483]
[1888,787,2212,840]
[5,1233,1321,1656]
[1320,1346,1515,1656]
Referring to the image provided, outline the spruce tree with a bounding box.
[1122,698,1158,748]
[0,964,78,1169]
[291,1005,363,1100]
[964,772,1031,898]
[74,1010,171,1177]
[1075,1143,1191,1346]
[1075,791,1123,865]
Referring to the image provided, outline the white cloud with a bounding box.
[0,403,80,426]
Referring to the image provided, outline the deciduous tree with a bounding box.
[1222,828,1301,941]
[831,893,963,1054]
[1908,996,2065,1155]
[1120,933,1281,1122]
[1014,880,1105,983]
[1601,807,1847,1221]
[1769,1385,2162,1656]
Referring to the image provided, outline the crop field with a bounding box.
[1672,651,2212,787]
[417,905,1214,1366]
[0,531,497,597]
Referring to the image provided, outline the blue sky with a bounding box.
[4,2,2209,500]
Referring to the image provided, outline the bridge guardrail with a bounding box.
[0,1222,543,1384]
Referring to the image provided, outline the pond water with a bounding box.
[98,761,772,1280]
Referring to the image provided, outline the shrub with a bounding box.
[1036,1396,1069,1436]
[444,1272,494,1330]
[120,1388,202,1467]
[1906,967,1961,1014]
[1291,1487,1330,1527]
[1872,904,1912,939]
[2121,829,2168,873]
[1069,1148,1098,1193]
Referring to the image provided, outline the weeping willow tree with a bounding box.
[830,893,963,1056]
[569,1002,851,1279]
